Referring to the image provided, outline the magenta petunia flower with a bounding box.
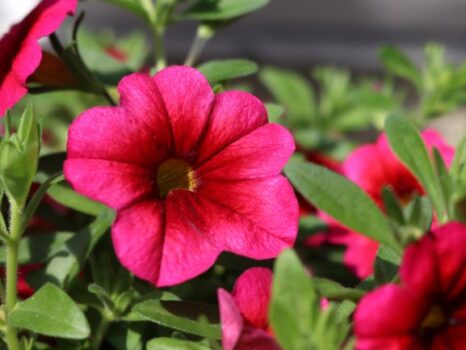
[218,267,281,350]
[355,222,466,349]
[317,130,454,279]
[0,0,77,117]
[65,66,298,287]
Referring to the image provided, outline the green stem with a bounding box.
[153,27,167,71]
[184,33,208,66]
[90,312,112,350]
[184,25,214,67]
[5,200,22,350]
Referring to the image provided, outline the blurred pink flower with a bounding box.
[355,222,466,349]
[314,130,454,279]
[65,66,298,287]
[218,267,281,350]
[0,0,77,116]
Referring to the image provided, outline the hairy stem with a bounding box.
[5,200,22,350]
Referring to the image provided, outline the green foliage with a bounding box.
[380,43,466,118]
[8,283,90,339]
[0,108,40,207]
[184,0,269,21]
[385,114,447,222]
[260,67,315,128]
[285,159,399,250]
[379,45,421,87]
[133,300,221,339]
[197,59,258,84]
[270,250,352,350]
[28,209,115,288]
[147,338,211,350]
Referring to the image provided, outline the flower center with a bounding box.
[156,158,197,198]
[421,304,446,331]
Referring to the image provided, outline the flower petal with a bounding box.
[117,73,172,149]
[422,129,455,166]
[196,91,267,165]
[199,176,298,251]
[0,0,77,116]
[153,66,214,159]
[64,159,154,210]
[355,285,427,338]
[218,289,244,350]
[157,183,296,286]
[232,268,273,329]
[67,106,168,168]
[400,234,438,298]
[111,200,164,285]
[197,123,295,181]
[434,324,466,350]
[156,191,220,287]
[431,222,466,302]
[235,326,281,350]
[356,336,423,350]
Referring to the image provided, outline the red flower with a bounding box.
[317,130,454,278]
[218,267,280,350]
[355,222,466,350]
[65,67,298,287]
[0,0,77,117]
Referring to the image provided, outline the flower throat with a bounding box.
[156,158,197,198]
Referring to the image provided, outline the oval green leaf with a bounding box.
[133,300,221,339]
[285,159,399,249]
[198,59,258,83]
[8,283,90,339]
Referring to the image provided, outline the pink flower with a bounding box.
[317,130,454,279]
[354,222,466,350]
[0,0,77,117]
[65,66,298,287]
[218,267,281,350]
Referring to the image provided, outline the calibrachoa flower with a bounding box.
[65,66,298,286]
[318,130,454,278]
[218,267,280,350]
[355,222,466,349]
[0,0,77,117]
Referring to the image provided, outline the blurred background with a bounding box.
[2,0,466,141]
[3,0,466,71]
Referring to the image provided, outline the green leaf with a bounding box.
[46,184,107,216]
[381,187,405,225]
[198,59,258,83]
[100,0,148,21]
[270,249,315,350]
[27,209,115,287]
[184,0,269,21]
[147,338,211,350]
[133,300,221,339]
[260,67,315,127]
[0,107,40,207]
[379,46,421,87]
[0,231,73,264]
[8,283,90,339]
[265,103,285,123]
[314,278,364,302]
[285,159,399,249]
[385,114,446,222]
[404,196,433,233]
[374,245,401,284]
[21,171,64,232]
[433,147,453,216]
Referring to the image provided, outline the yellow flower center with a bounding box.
[421,304,446,330]
[156,158,197,198]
